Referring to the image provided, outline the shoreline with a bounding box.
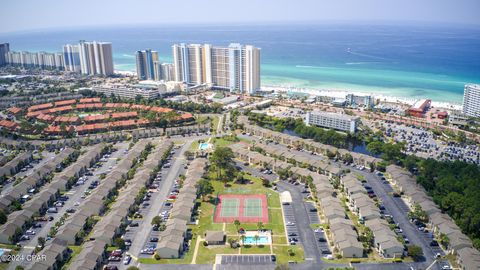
[113,69,463,110]
[261,85,463,110]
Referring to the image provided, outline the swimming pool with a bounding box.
[199,143,210,150]
[0,249,4,256]
[243,235,270,245]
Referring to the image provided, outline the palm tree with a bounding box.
[254,234,260,245]
[234,220,240,233]
[257,222,263,231]
[240,235,246,246]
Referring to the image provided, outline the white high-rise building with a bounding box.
[78,41,114,76]
[5,51,64,70]
[172,43,261,94]
[463,84,480,118]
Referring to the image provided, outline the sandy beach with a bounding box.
[261,85,463,111]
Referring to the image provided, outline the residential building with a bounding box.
[92,83,168,100]
[5,51,64,70]
[135,49,158,80]
[153,62,174,81]
[305,111,360,133]
[172,43,260,94]
[63,44,81,72]
[346,94,374,108]
[463,84,480,117]
[0,43,9,66]
[78,40,114,76]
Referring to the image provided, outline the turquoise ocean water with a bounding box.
[1,24,479,103]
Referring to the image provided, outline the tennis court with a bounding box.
[214,194,268,223]
[244,198,262,217]
[219,198,240,218]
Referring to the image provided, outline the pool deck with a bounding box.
[241,230,272,245]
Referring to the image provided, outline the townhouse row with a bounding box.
[157,158,208,259]
[0,146,106,244]
[67,140,173,270]
[0,149,76,212]
[386,165,480,270]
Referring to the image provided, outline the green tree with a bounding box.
[234,220,241,233]
[0,210,7,224]
[407,245,423,261]
[343,153,353,164]
[240,234,246,245]
[196,179,214,201]
[366,141,384,155]
[151,216,163,227]
[114,237,125,250]
[257,222,264,231]
[254,234,260,245]
[127,266,140,270]
[37,237,46,248]
[210,147,235,185]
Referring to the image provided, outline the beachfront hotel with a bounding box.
[172,43,261,94]
[135,49,159,80]
[463,84,480,118]
[0,43,9,66]
[305,110,360,133]
[78,41,114,76]
[5,50,65,70]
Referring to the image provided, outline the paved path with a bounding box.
[191,236,203,264]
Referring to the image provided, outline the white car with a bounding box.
[26,230,36,235]
[74,201,80,206]
[286,222,295,226]
[123,255,131,265]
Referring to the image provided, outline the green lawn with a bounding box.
[241,245,271,254]
[212,137,237,148]
[272,245,305,264]
[61,246,82,270]
[272,235,287,245]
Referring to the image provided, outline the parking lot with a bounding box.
[221,254,275,265]
[277,181,323,264]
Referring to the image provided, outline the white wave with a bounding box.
[345,62,381,65]
[295,65,330,69]
[121,54,135,58]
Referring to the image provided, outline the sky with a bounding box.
[1,0,480,33]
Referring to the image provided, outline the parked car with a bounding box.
[123,255,131,265]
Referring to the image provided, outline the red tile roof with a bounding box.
[7,107,22,114]
[79,98,101,103]
[28,103,53,112]
[0,120,18,130]
[54,99,76,106]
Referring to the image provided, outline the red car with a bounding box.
[110,249,123,257]
[168,195,177,199]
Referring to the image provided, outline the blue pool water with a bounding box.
[199,143,209,150]
[0,249,4,256]
[243,235,270,245]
